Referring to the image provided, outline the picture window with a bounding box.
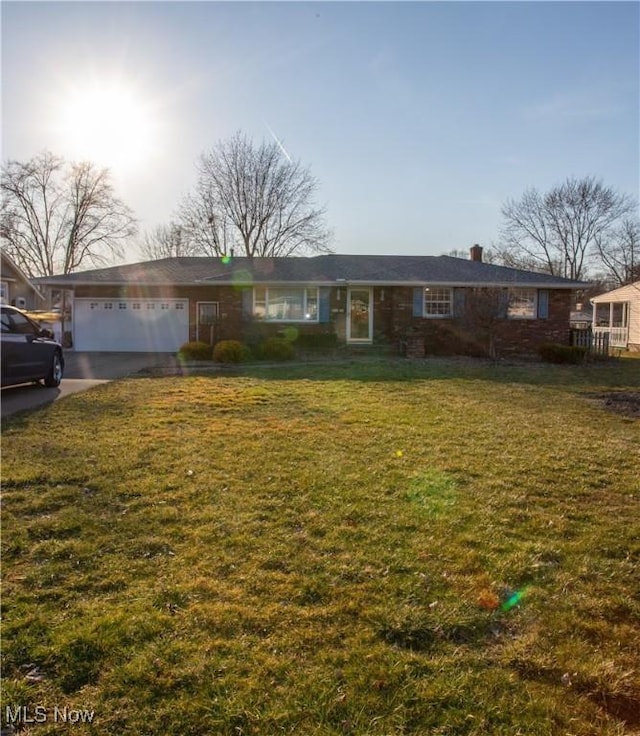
[254,287,319,322]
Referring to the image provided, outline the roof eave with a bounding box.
[41,278,585,289]
[36,279,206,288]
[335,280,584,289]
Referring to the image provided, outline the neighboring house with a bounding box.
[570,305,593,330]
[591,281,640,352]
[35,246,584,355]
[0,250,44,310]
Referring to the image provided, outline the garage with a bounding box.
[73,298,189,352]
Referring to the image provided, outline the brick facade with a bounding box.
[73,284,573,356]
[74,284,245,344]
[375,287,572,356]
[493,290,572,354]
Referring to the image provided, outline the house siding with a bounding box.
[72,284,574,355]
[592,282,640,351]
[381,287,572,356]
[493,290,572,354]
[626,298,639,351]
[631,302,640,351]
[73,285,245,344]
[367,287,394,342]
[1,256,43,309]
[72,285,338,347]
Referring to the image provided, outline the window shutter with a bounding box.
[453,288,465,317]
[498,289,509,319]
[242,288,253,316]
[413,287,424,317]
[319,287,331,323]
[537,290,549,319]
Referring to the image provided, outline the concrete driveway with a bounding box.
[1,352,177,418]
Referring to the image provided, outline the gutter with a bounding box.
[33,279,584,290]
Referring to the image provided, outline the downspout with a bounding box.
[61,290,67,347]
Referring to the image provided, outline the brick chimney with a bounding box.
[470,244,483,262]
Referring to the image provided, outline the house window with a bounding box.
[119,303,127,310]
[424,287,452,317]
[198,302,219,325]
[0,281,8,304]
[508,289,537,319]
[132,303,141,310]
[254,287,319,322]
[104,303,113,310]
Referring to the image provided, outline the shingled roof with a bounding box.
[34,255,586,289]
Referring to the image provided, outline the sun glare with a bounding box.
[54,76,158,172]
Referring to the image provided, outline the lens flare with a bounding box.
[501,588,527,612]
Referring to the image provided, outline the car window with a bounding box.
[0,311,11,333]
[6,311,38,335]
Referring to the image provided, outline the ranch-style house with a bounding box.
[35,246,585,356]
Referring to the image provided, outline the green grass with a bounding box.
[2,358,639,735]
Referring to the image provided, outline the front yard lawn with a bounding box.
[2,359,639,735]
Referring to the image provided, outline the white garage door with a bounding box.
[74,298,189,352]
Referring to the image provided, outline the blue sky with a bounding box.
[2,1,638,262]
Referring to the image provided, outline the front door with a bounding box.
[197,301,220,344]
[347,288,373,343]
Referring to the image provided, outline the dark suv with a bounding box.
[1,305,64,387]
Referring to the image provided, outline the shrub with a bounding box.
[294,332,339,351]
[178,341,213,361]
[212,340,251,363]
[259,337,296,361]
[242,321,275,350]
[538,343,587,365]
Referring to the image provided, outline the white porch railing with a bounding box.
[593,326,629,348]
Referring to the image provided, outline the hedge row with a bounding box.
[178,337,296,364]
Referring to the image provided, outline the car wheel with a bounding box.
[44,352,63,387]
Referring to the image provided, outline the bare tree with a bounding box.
[500,177,635,281]
[593,216,639,286]
[446,247,499,264]
[179,132,332,258]
[493,244,563,274]
[178,188,234,257]
[457,287,508,360]
[1,151,136,277]
[140,223,198,260]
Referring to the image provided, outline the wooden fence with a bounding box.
[570,328,610,356]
